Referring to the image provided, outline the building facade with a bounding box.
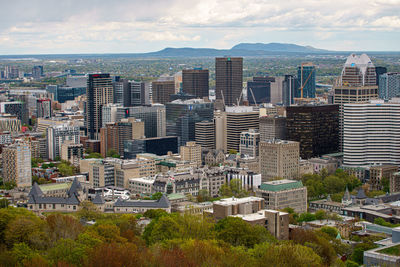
[47,124,80,160]
[215,57,243,106]
[239,129,260,157]
[379,72,400,100]
[259,116,286,141]
[182,68,209,99]
[2,142,32,187]
[152,80,175,104]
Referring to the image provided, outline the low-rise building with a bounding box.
[129,176,155,196]
[256,179,307,213]
[113,194,171,213]
[225,167,262,191]
[202,149,225,166]
[370,165,398,191]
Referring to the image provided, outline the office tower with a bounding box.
[61,142,84,166]
[116,105,166,138]
[180,141,202,167]
[270,77,284,104]
[334,53,378,150]
[247,77,274,105]
[375,66,387,86]
[166,99,214,146]
[282,75,298,106]
[129,81,151,106]
[379,73,400,100]
[46,85,86,103]
[0,101,28,125]
[86,74,113,140]
[259,139,300,182]
[259,116,286,141]
[32,66,43,79]
[256,179,307,213]
[100,118,145,157]
[343,99,400,166]
[297,63,316,98]
[239,129,260,157]
[286,104,339,159]
[195,120,215,150]
[223,106,259,152]
[47,124,80,160]
[36,99,51,118]
[152,80,175,104]
[113,77,129,106]
[215,57,243,106]
[182,68,209,99]
[124,136,179,159]
[101,103,123,127]
[2,142,31,187]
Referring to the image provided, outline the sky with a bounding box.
[0,0,400,54]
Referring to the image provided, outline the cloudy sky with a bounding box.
[0,0,399,54]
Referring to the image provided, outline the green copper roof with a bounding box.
[167,193,186,200]
[156,161,176,167]
[259,180,304,192]
[39,183,71,192]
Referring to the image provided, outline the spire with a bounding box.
[343,186,351,201]
[28,182,43,197]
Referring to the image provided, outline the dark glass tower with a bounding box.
[215,57,243,106]
[297,63,316,98]
[247,77,274,105]
[182,68,209,99]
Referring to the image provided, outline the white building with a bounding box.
[47,124,80,160]
[343,99,400,166]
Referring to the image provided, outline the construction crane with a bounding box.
[248,87,257,106]
[294,62,316,104]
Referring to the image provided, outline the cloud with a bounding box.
[0,0,399,54]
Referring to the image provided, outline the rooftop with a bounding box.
[39,182,71,192]
[213,196,263,206]
[259,179,304,192]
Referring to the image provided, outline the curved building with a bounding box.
[343,99,400,166]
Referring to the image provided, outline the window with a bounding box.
[73,206,76,210]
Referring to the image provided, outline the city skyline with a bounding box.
[1,0,400,54]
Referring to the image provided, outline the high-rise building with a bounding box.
[86,74,113,140]
[129,81,151,106]
[297,63,316,98]
[195,120,215,150]
[180,141,202,167]
[182,69,209,99]
[101,103,123,127]
[282,75,298,106]
[116,105,166,138]
[215,57,243,106]
[259,139,300,182]
[32,66,43,79]
[239,129,260,157]
[247,77,274,105]
[124,136,179,159]
[270,77,284,104]
[222,106,259,152]
[113,77,129,106]
[379,73,400,100]
[166,99,214,146]
[61,142,84,166]
[286,104,339,159]
[343,99,400,166]
[0,102,27,125]
[2,142,31,187]
[375,66,387,86]
[47,124,80,160]
[334,53,378,150]
[152,80,175,104]
[36,99,52,118]
[259,116,286,141]
[46,85,86,103]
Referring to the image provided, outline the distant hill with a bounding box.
[231,42,327,53]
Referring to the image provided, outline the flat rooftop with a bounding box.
[39,182,71,192]
[259,179,304,192]
[214,196,264,206]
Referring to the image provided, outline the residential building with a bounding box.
[36,99,51,118]
[195,121,215,150]
[0,101,26,124]
[256,179,307,213]
[47,124,80,160]
[369,165,398,191]
[88,160,115,187]
[152,80,175,104]
[101,103,122,127]
[215,57,243,106]
[286,104,339,159]
[61,142,84,166]
[32,65,43,79]
[182,68,209,99]
[86,73,113,140]
[343,100,400,166]
[180,141,202,167]
[259,139,300,182]
[166,99,214,146]
[259,116,286,141]
[239,129,260,157]
[116,105,166,138]
[0,116,21,133]
[390,172,400,193]
[379,72,400,100]
[2,142,31,187]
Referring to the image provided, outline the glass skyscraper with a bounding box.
[297,63,316,98]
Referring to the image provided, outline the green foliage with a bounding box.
[366,190,385,198]
[86,152,103,159]
[0,198,10,208]
[381,177,390,193]
[374,217,400,228]
[215,217,276,248]
[315,210,327,220]
[197,189,211,202]
[228,149,238,154]
[345,260,360,267]
[0,180,16,190]
[297,212,316,223]
[77,201,101,221]
[143,209,168,219]
[150,192,163,200]
[47,238,88,266]
[57,160,76,176]
[351,242,378,265]
[319,226,339,239]
[106,149,120,158]
[219,178,249,198]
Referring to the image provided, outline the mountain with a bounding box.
[231,43,327,52]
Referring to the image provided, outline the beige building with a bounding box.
[370,165,398,191]
[259,139,299,182]
[390,172,400,193]
[195,121,215,150]
[2,142,31,187]
[61,142,83,166]
[180,141,202,167]
[256,179,307,213]
[259,116,286,141]
[203,149,225,166]
[239,129,260,157]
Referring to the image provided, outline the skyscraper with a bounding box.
[375,66,387,86]
[2,142,31,188]
[259,116,286,141]
[112,77,129,106]
[182,68,209,99]
[32,66,43,79]
[379,72,400,100]
[195,121,215,150]
[247,77,274,105]
[297,63,316,98]
[47,124,80,160]
[282,75,298,106]
[215,57,243,106]
[86,74,113,140]
[152,80,175,104]
[166,99,214,146]
[36,99,52,118]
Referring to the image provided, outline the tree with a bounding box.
[143,209,168,219]
[77,201,101,221]
[46,214,84,244]
[151,192,163,200]
[0,198,9,208]
[219,179,248,198]
[319,226,339,239]
[228,149,238,154]
[57,161,75,176]
[315,210,327,220]
[197,189,211,202]
[107,149,120,158]
[86,153,103,159]
[351,242,377,265]
[47,238,87,266]
[381,177,390,193]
